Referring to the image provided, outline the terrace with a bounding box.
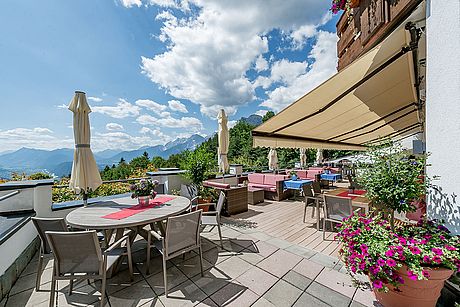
[2,188,379,307]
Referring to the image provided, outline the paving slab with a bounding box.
[284,244,317,259]
[262,279,303,307]
[191,267,232,296]
[146,265,188,296]
[292,258,324,280]
[265,237,294,249]
[257,249,302,278]
[156,279,207,307]
[292,291,330,307]
[235,266,278,296]
[282,270,313,291]
[306,282,351,307]
[309,252,340,269]
[109,280,157,307]
[210,281,259,307]
[213,256,253,280]
[315,268,356,298]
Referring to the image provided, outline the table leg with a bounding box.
[157,220,166,236]
[107,228,128,278]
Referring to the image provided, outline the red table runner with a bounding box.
[336,190,366,199]
[102,196,175,220]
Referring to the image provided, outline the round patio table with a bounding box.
[66,194,190,276]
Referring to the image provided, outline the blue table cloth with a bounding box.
[320,173,342,181]
[283,179,313,190]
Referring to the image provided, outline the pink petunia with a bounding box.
[386,259,397,267]
[372,280,383,289]
[407,270,418,281]
[432,248,443,256]
[445,245,457,251]
[377,259,386,266]
[409,246,421,255]
[433,256,442,264]
[422,270,430,278]
[423,255,431,263]
[385,250,395,257]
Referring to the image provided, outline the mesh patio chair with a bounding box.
[322,195,358,240]
[31,217,68,292]
[146,210,203,296]
[199,191,226,247]
[302,184,318,222]
[45,230,133,307]
[312,181,322,196]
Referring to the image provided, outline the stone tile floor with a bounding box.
[2,222,379,306]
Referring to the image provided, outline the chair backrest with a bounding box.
[165,210,202,257]
[312,181,322,195]
[302,184,315,205]
[323,195,353,221]
[45,230,102,276]
[181,184,198,199]
[215,191,226,216]
[32,217,68,254]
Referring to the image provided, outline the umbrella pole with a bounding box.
[83,192,88,207]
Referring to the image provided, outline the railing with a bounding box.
[0,190,20,202]
[336,0,421,70]
[53,177,149,189]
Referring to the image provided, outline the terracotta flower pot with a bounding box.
[374,265,453,307]
[349,0,360,8]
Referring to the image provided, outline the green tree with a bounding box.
[262,111,275,122]
[27,172,53,180]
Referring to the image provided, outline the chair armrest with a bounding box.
[197,202,215,208]
[149,230,163,241]
[105,233,130,253]
[202,211,218,216]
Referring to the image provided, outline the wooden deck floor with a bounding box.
[226,198,343,258]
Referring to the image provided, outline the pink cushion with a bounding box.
[308,169,323,176]
[308,167,324,171]
[248,173,265,185]
[248,183,277,192]
[202,181,231,189]
[296,170,308,179]
[263,174,288,186]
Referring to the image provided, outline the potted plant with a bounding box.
[130,179,159,206]
[337,213,459,307]
[356,142,427,230]
[290,170,298,181]
[331,0,360,15]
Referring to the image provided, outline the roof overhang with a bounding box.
[253,25,422,151]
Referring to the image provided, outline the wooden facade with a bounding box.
[336,0,422,71]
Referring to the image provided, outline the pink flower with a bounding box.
[409,246,421,255]
[394,275,405,284]
[369,265,381,275]
[422,270,430,278]
[386,259,397,267]
[432,248,443,256]
[372,280,383,289]
[360,244,369,253]
[423,255,431,263]
[445,245,457,251]
[385,250,395,257]
[433,256,442,264]
[407,270,418,281]
[377,259,386,266]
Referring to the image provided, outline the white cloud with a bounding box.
[140,0,330,117]
[290,24,317,49]
[227,120,237,129]
[120,0,142,8]
[135,99,171,117]
[0,127,73,151]
[57,104,68,109]
[168,100,188,113]
[106,123,124,131]
[254,55,269,72]
[136,114,203,131]
[139,127,172,142]
[270,59,307,85]
[260,31,338,112]
[255,109,269,117]
[92,99,140,118]
[92,131,162,151]
[88,96,103,103]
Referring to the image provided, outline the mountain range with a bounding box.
[0,134,206,178]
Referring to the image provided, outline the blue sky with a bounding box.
[0,0,339,152]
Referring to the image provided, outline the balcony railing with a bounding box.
[336,0,422,70]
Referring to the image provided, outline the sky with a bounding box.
[0,0,340,152]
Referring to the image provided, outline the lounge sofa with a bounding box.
[202,181,248,216]
[247,173,292,201]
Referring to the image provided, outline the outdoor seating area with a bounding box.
[4,194,379,307]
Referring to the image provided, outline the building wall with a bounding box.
[425,0,460,233]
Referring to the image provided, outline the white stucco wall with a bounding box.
[425,0,460,233]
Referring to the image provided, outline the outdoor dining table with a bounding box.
[66,194,190,275]
[283,179,313,190]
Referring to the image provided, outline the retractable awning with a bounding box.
[253,26,422,151]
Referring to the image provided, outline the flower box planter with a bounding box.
[374,265,453,307]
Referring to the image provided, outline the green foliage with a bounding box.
[27,172,53,180]
[262,111,275,122]
[180,147,215,188]
[357,141,427,227]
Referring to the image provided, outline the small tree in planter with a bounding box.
[180,146,215,201]
[357,141,427,230]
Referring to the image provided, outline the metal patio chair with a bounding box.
[31,217,68,292]
[146,210,203,296]
[45,230,133,307]
[302,184,318,223]
[322,194,357,240]
[199,191,226,247]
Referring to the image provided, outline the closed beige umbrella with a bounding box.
[316,149,324,165]
[217,109,229,173]
[68,91,102,205]
[299,148,307,168]
[268,148,278,171]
